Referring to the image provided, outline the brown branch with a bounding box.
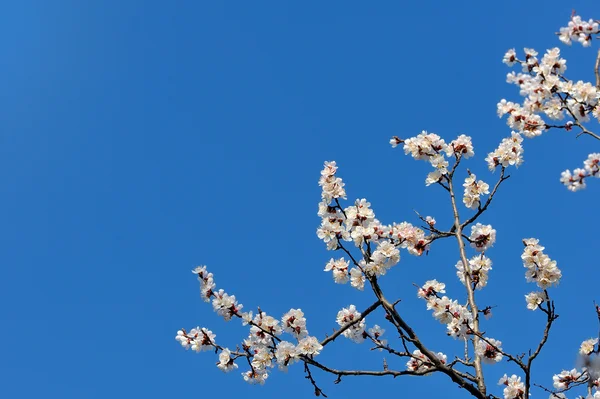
[367,277,487,399]
[528,299,557,363]
[595,48,600,88]
[304,362,328,397]
[369,343,411,358]
[447,174,486,396]
[303,357,435,380]
[525,298,558,398]
[555,92,600,141]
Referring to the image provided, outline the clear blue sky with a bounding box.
[2,1,599,398]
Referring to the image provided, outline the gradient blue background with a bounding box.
[2,1,599,398]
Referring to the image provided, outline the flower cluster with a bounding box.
[485,132,524,171]
[391,131,474,186]
[475,338,504,364]
[406,350,447,373]
[364,241,400,277]
[463,173,490,209]
[449,134,475,158]
[175,327,216,352]
[455,254,492,290]
[500,17,600,191]
[552,368,583,389]
[324,258,350,284]
[194,265,215,302]
[176,265,327,384]
[522,238,562,289]
[217,348,238,372]
[469,223,496,252]
[317,162,431,289]
[212,289,243,321]
[336,305,367,343]
[319,161,347,204]
[390,222,429,256]
[558,15,600,47]
[417,280,473,339]
[281,308,308,338]
[560,153,600,191]
[500,46,600,135]
[498,374,525,399]
[417,279,446,299]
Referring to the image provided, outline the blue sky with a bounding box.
[2,1,599,398]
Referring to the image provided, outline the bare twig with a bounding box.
[304,356,436,380]
[304,362,328,397]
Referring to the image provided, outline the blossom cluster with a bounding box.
[521,238,561,313]
[317,162,430,285]
[319,161,346,204]
[475,338,504,364]
[498,374,526,399]
[417,280,473,339]
[560,153,600,191]
[406,350,447,373]
[175,265,325,384]
[455,254,492,290]
[558,15,600,47]
[500,46,600,135]
[485,132,524,171]
[391,131,474,186]
[336,305,367,343]
[175,327,216,352]
[552,368,583,390]
[463,173,490,209]
[469,223,497,253]
[522,238,561,290]
[500,15,600,191]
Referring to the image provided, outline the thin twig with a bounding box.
[304,362,328,397]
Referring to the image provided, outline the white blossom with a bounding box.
[324,258,350,284]
[336,304,366,343]
[475,338,503,364]
[553,369,582,390]
[522,238,561,288]
[275,341,299,371]
[469,223,496,252]
[217,348,238,372]
[282,309,308,339]
[498,374,526,399]
[580,338,599,356]
[296,336,323,356]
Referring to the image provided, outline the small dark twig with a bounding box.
[304,362,327,397]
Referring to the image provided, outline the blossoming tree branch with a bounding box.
[500,13,600,191]
[176,14,600,399]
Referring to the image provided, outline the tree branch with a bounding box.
[367,276,487,399]
[595,48,600,88]
[447,173,487,396]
